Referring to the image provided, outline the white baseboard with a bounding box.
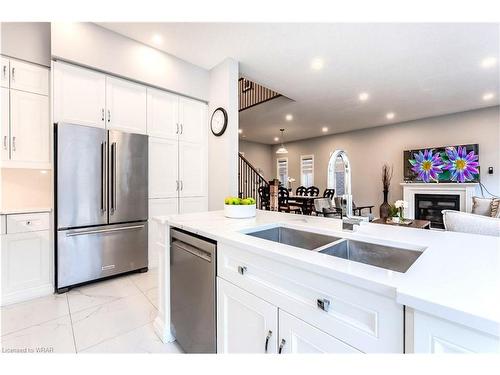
[1,283,53,306]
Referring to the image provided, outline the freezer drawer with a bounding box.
[57,222,148,290]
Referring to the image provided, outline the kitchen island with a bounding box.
[153,210,500,353]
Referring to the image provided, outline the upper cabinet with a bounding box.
[9,90,50,166]
[53,61,106,128]
[147,88,179,140]
[1,57,9,88]
[1,88,9,161]
[9,60,49,96]
[179,97,207,144]
[106,76,147,134]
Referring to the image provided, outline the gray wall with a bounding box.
[270,106,500,210]
[239,140,273,181]
[1,22,51,66]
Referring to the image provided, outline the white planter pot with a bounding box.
[391,217,400,223]
[224,204,256,219]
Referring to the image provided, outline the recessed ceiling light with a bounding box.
[481,57,497,69]
[238,129,242,134]
[152,34,163,45]
[386,112,395,120]
[274,137,279,142]
[358,92,369,101]
[482,92,495,101]
[321,126,328,132]
[285,114,293,121]
[311,58,324,70]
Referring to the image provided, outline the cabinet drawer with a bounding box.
[6,212,50,233]
[218,243,403,353]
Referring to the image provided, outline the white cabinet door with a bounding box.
[217,277,278,353]
[178,97,207,144]
[9,59,49,95]
[1,231,52,305]
[53,61,106,128]
[149,137,179,199]
[179,197,208,214]
[10,90,50,166]
[148,198,178,269]
[1,87,9,161]
[1,57,9,88]
[179,141,207,197]
[147,88,179,140]
[278,310,361,354]
[106,76,147,134]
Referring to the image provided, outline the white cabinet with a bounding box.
[106,76,147,134]
[149,137,179,199]
[217,277,278,354]
[1,87,9,161]
[9,59,49,96]
[147,88,179,140]
[179,141,207,197]
[148,198,178,269]
[1,57,9,88]
[1,212,52,306]
[9,90,50,167]
[179,197,208,214]
[53,61,106,128]
[178,97,207,144]
[278,310,360,353]
[412,311,500,353]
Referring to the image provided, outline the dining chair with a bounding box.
[323,188,335,199]
[306,186,320,197]
[278,186,302,214]
[258,186,270,210]
[296,186,307,196]
[313,198,343,219]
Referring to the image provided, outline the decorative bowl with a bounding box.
[224,204,256,219]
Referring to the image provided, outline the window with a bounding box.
[277,158,288,186]
[327,151,346,196]
[300,155,314,187]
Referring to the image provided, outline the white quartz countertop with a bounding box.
[0,207,52,215]
[154,210,500,337]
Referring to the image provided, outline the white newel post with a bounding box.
[401,183,479,219]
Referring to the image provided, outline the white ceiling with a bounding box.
[98,23,500,144]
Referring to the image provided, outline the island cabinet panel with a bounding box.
[413,311,500,353]
[217,243,404,353]
[278,310,360,354]
[217,277,278,354]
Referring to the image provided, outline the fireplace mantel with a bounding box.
[401,182,479,219]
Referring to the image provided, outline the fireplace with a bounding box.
[414,194,460,229]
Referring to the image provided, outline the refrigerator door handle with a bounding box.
[101,141,107,213]
[65,224,145,237]
[110,142,117,213]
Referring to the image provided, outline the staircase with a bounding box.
[238,153,269,209]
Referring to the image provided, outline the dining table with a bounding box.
[287,195,318,215]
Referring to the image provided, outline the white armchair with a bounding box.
[442,210,500,237]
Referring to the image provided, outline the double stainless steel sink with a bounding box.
[246,226,422,273]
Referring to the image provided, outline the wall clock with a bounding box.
[210,107,228,136]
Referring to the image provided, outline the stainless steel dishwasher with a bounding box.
[170,228,217,353]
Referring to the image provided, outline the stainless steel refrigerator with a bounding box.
[55,122,148,293]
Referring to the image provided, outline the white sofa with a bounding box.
[442,210,500,237]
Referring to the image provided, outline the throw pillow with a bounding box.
[491,198,500,218]
[472,196,493,216]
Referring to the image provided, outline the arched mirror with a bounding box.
[327,150,353,217]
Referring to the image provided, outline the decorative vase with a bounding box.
[379,190,390,219]
[392,216,400,223]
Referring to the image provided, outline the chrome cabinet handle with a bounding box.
[176,180,179,191]
[180,180,183,191]
[11,67,15,81]
[3,136,7,150]
[237,265,247,275]
[101,108,105,122]
[265,330,272,353]
[2,65,6,79]
[176,123,179,134]
[107,110,111,123]
[317,298,331,312]
[180,123,183,134]
[12,136,16,151]
[278,339,286,354]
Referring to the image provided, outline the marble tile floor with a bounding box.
[0,268,182,354]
